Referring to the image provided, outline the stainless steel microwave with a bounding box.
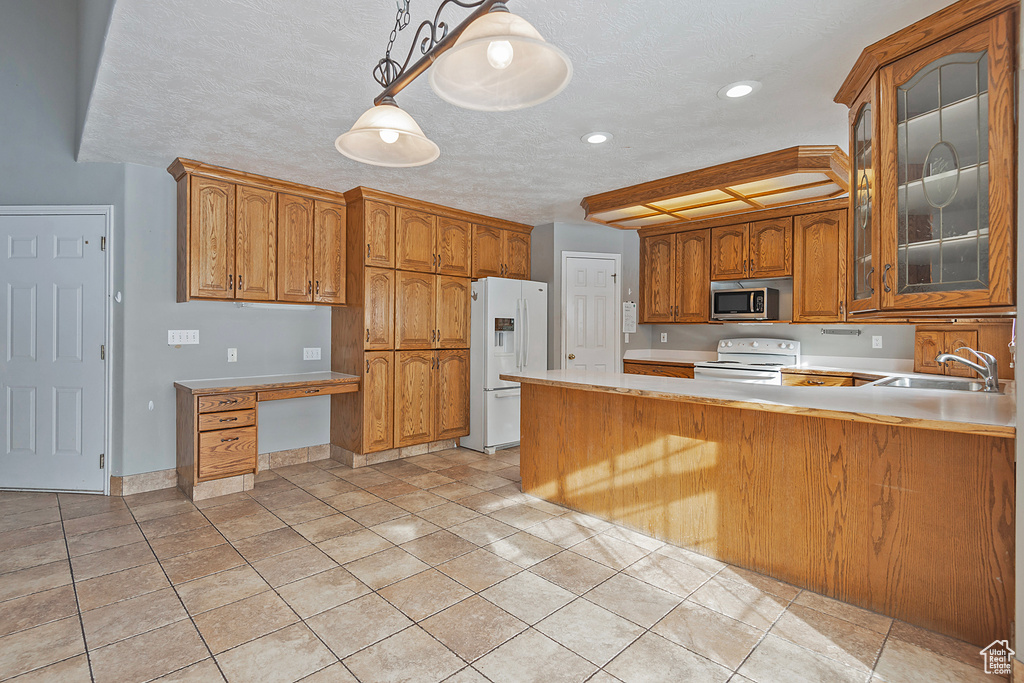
[711,288,780,321]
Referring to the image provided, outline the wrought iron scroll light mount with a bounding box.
[371,0,507,106]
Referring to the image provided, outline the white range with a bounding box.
[693,337,801,385]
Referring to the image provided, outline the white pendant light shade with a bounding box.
[429,10,572,111]
[335,103,440,167]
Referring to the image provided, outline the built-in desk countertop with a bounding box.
[174,371,359,399]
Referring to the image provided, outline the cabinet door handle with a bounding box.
[228,274,233,290]
[840,302,845,315]
[431,329,436,342]
[221,437,239,443]
[316,280,320,296]
[367,243,371,258]
[866,266,875,293]
[743,260,747,273]
[882,263,892,293]
[308,280,312,296]
[366,328,370,342]
[366,359,370,373]
[219,417,238,423]
[237,275,242,290]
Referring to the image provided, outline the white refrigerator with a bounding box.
[461,278,547,454]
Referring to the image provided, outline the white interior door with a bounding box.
[563,256,618,371]
[1,209,109,492]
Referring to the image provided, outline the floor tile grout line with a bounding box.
[120,496,231,683]
[55,495,98,683]
[725,588,802,678]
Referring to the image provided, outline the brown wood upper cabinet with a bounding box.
[639,230,709,324]
[793,210,847,322]
[395,208,436,272]
[171,158,347,305]
[396,210,472,277]
[234,185,277,301]
[711,219,791,281]
[277,194,314,302]
[842,7,1016,315]
[472,224,531,279]
[364,201,395,268]
[313,201,346,304]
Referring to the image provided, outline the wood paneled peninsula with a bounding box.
[504,369,1014,647]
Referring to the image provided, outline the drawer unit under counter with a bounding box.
[198,426,257,479]
[175,372,360,500]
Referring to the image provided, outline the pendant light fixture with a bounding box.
[428,7,572,111]
[335,97,440,167]
[336,0,571,167]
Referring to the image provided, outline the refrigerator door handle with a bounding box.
[514,298,522,369]
[522,297,529,368]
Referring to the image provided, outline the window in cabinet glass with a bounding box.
[895,51,989,295]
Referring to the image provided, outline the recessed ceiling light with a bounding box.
[717,80,762,100]
[583,132,613,144]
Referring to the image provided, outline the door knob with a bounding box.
[568,354,575,360]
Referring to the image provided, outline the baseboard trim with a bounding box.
[330,438,458,468]
[111,443,332,498]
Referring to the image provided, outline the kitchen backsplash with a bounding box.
[644,323,916,359]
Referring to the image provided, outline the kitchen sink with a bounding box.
[871,376,1003,394]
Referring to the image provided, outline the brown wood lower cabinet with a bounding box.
[622,360,694,378]
[189,392,258,483]
[781,372,853,387]
[913,322,1014,380]
[520,382,1014,647]
[394,349,470,448]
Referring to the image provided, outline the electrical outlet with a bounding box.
[227,348,237,362]
[872,335,883,349]
[660,333,668,343]
[303,347,321,361]
[167,330,199,345]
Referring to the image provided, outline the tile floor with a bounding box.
[0,446,1003,682]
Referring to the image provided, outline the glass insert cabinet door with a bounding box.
[848,76,879,313]
[877,12,1015,310]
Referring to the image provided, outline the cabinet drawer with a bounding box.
[257,384,358,401]
[623,361,694,379]
[198,409,256,432]
[198,426,257,480]
[197,392,256,413]
[781,374,853,387]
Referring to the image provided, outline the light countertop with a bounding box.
[501,368,1015,438]
[174,371,359,395]
[622,350,915,375]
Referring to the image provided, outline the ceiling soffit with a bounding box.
[580,145,850,230]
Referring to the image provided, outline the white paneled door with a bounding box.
[1,209,109,492]
[563,256,618,371]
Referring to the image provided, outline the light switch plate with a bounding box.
[303,347,321,361]
[168,330,199,345]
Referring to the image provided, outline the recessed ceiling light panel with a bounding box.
[583,132,613,144]
[717,80,762,100]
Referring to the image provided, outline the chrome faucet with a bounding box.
[935,347,1001,393]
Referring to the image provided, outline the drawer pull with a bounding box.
[304,389,320,394]
[219,417,238,423]
[808,380,825,385]
[223,399,236,405]
[221,437,239,443]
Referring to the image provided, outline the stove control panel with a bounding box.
[718,338,799,356]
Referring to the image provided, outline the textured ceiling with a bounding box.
[79,0,951,226]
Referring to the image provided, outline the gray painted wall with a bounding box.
[0,0,128,475]
[529,222,650,370]
[649,323,916,359]
[76,0,116,151]
[121,165,334,474]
